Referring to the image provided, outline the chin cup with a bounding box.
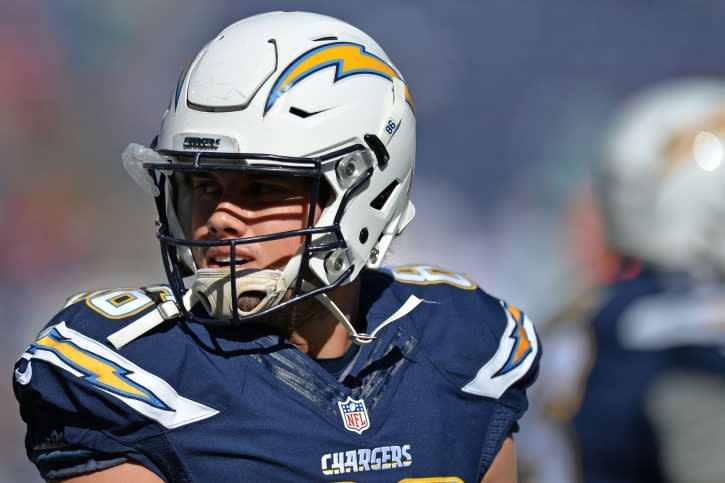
[191,268,287,319]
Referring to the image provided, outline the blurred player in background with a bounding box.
[522,78,725,483]
[13,12,540,482]
[515,182,617,483]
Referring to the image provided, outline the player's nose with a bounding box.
[206,202,250,238]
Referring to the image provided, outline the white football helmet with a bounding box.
[597,78,725,274]
[121,11,416,342]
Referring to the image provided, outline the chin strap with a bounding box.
[311,285,426,345]
[107,290,193,349]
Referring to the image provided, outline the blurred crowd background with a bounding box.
[4,1,725,481]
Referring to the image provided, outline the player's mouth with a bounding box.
[205,248,255,269]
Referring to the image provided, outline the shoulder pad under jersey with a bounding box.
[378,265,541,409]
[13,285,218,477]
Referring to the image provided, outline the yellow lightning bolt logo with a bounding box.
[30,328,170,410]
[265,42,414,114]
[493,304,533,377]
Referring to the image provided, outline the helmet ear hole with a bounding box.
[370,180,399,210]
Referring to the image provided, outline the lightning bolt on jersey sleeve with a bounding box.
[13,288,218,481]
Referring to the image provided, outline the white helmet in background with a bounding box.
[121,11,416,342]
[598,78,725,274]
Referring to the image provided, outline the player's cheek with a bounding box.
[190,200,213,236]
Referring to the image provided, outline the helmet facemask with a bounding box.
[125,140,383,328]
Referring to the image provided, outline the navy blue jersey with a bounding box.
[14,266,540,482]
[573,266,725,483]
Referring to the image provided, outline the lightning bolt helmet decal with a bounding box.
[264,42,414,115]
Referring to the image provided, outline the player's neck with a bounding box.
[286,278,360,359]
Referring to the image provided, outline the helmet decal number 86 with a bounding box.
[385,120,397,135]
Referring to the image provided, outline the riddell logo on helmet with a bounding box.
[183,137,220,150]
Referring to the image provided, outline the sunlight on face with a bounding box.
[189,172,325,271]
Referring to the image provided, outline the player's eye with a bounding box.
[192,178,222,196]
[247,181,293,199]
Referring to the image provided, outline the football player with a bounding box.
[14,12,540,482]
[570,79,725,482]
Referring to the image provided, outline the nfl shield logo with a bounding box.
[337,396,370,434]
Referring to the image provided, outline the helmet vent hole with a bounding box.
[313,36,338,42]
[370,180,399,210]
[289,106,327,119]
[289,106,314,118]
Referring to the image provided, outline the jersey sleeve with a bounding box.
[412,284,541,404]
[381,266,542,413]
[12,299,213,481]
[458,297,541,408]
[408,283,541,471]
[458,292,542,472]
